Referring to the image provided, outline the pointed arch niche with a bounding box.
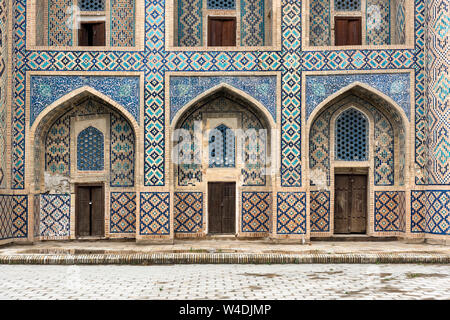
[28,89,139,240]
[170,85,275,238]
[307,84,409,236]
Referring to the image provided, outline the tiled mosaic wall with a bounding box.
[411,191,450,235]
[110,192,136,234]
[241,0,266,46]
[139,192,170,235]
[276,192,306,234]
[0,0,7,189]
[425,0,450,185]
[48,0,73,46]
[374,191,406,232]
[174,192,203,234]
[0,195,28,240]
[110,0,136,47]
[36,194,70,238]
[366,0,390,45]
[2,0,448,241]
[241,192,271,233]
[310,191,330,232]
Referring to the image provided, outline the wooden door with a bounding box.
[208,182,236,234]
[208,17,236,46]
[334,174,367,234]
[335,17,362,46]
[76,185,104,237]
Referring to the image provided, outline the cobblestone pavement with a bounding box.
[0,264,448,300]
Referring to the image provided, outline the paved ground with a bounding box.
[2,239,449,255]
[0,264,448,300]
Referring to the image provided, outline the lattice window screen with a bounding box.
[79,0,105,11]
[334,0,361,11]
[335,108,368,161]
[77,126,105,171]
[207,0,236,9]
[209,124,235,168]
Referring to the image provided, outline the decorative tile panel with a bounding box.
[0,0,7,188]
[12,195,28,238]
[425,191,450,235]
[45,115,70,175]
[48,0,73,46]
[0,195,12,239]
[335,0,360,10]
[411,190,426,233]
[374,109,394,185]
[110,113,135,186]
[110,0,135,47]
[374,191,399,232]
[366,0,390,45]
[207,0,235,9]
[80,0,105,11]
[240,0,265,46]
[38,194,69,238]
[310,0,330,46]
[305,73,411,120]
[394,0,406,44]
[241,192,271,233]
[425,0,450,184]
[276,192,306,234]
[169,76,277,122]
[30,76,140,125]
[177,0,203,47]
[174,192,203,233]
[139,192,170,235]
[310,191,330,232]
[110,192,136,233]
[209,124,236,168]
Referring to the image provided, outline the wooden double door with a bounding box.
[76,185,104,237]
[334,174,367,234]
[208,182,236,234]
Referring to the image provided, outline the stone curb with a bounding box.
[0,253,449,265]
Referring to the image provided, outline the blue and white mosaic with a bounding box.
[169,76,277,122]
[305,73,411,120]
[30,75,140,125]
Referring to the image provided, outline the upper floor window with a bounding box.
[33,0,136,48]
[174,0,274,48]
[308,0,407,47]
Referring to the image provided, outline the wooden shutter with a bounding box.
[335,17,362,46]
[92,22,106,46]
[208,17,236,46]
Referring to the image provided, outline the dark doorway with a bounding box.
[208,182,236,234]
[208,17,236,46]
[78,22,106,46]
[76,184,104,237]
[335,17,362,46]
[334,174,367,234]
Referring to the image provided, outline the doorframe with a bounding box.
[75,182,105,239]
[333,168,369,235]
[206,181,238,235]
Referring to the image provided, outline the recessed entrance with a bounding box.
[208,182,236,234]
[334,174,367,234]
[76,184,105,237]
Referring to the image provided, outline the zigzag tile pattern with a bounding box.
[139,192,170,235]
[241,192,271,233]
[110,192,136,233]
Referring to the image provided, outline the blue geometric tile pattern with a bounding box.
[411,190,426,233]
[209,124,236,168]
[425,191,450,235]
[310,191,330,232]
[12,195,28,238]
[305,73,411,120]
[174,192,203,233]
[110,192,136,234]
[169,76,277,122]
[77,126,104,171]
[374,191,400,232]
[139,192,170,235]
[110,113,135,187]
[276,192,306,234]
[241,192,271,233]
[0,195,12,240]
[240,0,265,46]
[38,194,69,237]
[29,75,140,125]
